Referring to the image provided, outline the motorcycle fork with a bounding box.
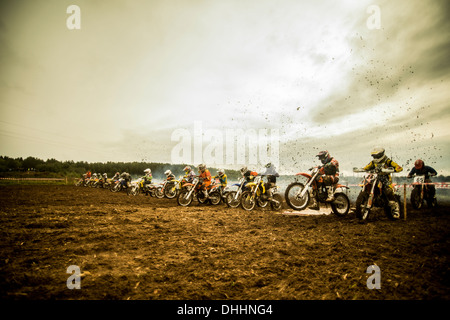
[367,180,377,208]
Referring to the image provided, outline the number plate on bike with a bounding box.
[414,176,425,184]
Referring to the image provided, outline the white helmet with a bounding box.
[371,147,386,163]
[103,173,107,177]
[164,170,172,176]
[144,168,151,174]
[198,163,206,172]
[183,165,191,172]
[218,168,225,175]
[240,166,247,175]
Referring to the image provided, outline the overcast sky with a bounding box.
[1,0,449,176]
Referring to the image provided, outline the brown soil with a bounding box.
[0,185,449,300]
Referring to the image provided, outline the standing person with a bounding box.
[407,159,437,202]
[363,147,403,218]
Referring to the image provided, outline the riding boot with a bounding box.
[308,198,320,210]
[203,190,209,199]
[389,201,400,219]
[325,187,335,202]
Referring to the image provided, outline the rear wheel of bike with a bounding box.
[270,193,283,211]
[209,191,221,205]
[164,184,178,199]
[197,192,208,204]
[331,193,350,216]
[226,191,241,208]
[241,191,256,211]
[410,187,422,209]
[355,191,370,220]
[285,182,310,210]
[177,190,193,206]
[155,186,165,198]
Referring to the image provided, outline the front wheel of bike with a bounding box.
[270,193,283,211]
[241,191,256,211]
[355,191,370,220]
[226,191,241,208]
[285,182,310,210]
[331,193,350,216]
[177,190,193,206]
[410,187,422,209]
[209,191,221,205]
[155,186,165,198]
[164,184,178,199]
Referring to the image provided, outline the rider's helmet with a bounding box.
[183,165,191,172]
[164,170,172,176]
[370,147,386,163]
[144,168,151,174]
[93,173,98,177]
[103,173,107,178]
[218,168,225,176]
[240,166,248,175]
[198,163,206,172]
[265,162,272,168]
[316,150,331,164]
[414,159,424,170]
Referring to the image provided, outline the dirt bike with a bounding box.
[177,177,221,206]
[110,178,130,193]
[353,167,402,220]
[409,174,437,209]
[164,176,188,199]
[225,177,248,208]
[284,166,350,216]
[155,179,175,199]
[240,176,283,211]
[75,177,89,187]
[127,178,143,196]
[207,178,224,205]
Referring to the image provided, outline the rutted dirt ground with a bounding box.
[0,185,449,300]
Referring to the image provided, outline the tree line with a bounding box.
[0,156,242,180]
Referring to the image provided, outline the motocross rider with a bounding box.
[363,147,403,218]
[120,172,131,188]
[164,169,176,181]
[407,159,437,201]
[111,172,120,181]
[261,163,279,200]
[240,166,258,182]
[213,169,228,188]
[198,163,212,199]
[315,150,340,203]
[183,165,196,183]
[141,168,153,192]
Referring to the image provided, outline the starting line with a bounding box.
[279,209,332,216]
